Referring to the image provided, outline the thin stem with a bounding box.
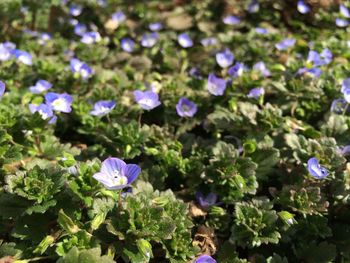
[342,103,349,116]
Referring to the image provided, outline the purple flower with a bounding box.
[207,74,227,96]
[200,37,217,47]
[176,97,197,117]
[340,4,350,18]
[189,67,203,79]
[141,33,158,48]
[149,22,163,31]
[70,58,93,79]
[297,67,322,78]
[336,18,349,27]
[112,11,126,23]
[196,192,218,209]
[134,90,161,110]
[93,157,141,190]
[81,31,101,44]
[307,157,329,179]
[195,255,217,263]
[228,62,245,77]
[275,38,296,50]
[69,4,82,16]
[253,61,270,77]
[90,100,116,116]
[341,78,350,92]
[297,0,310,14]
[178,33,193,48]
[216,49,234,68]
[342,88,350,103]
[0,81,5,97]
[29,80,52,94]
[248,0,259,13]
[38,33,52,45]
[247,87,265,99]
[121,38,135,53]
[307,48,332,66]
[29,103,54,121]
[255,27,269,35]
[0,43,12,61]
[45,92,73,113]
[223,15,241,25]
[13,50,32,65]
[74,23,87,36]
[330,98,347,113]
[338,145,350,155]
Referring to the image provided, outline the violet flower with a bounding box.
[70,58,93,79]
[195,255,217,263]
[149,22,163,31]
[29,103,55,123]
[330,98,347,114]
[340,4,350,18]
[216,49,234,68]
[275,38,296,51]
[74,23,87,36]
[29,80,52,94]
[93,157,141,190]
[248,0,259,13]
[196,192,218,209]
[69,4,82,16]
[45,92,73,113]
[141,33,158,48]
[0,81,5,97]
[307,157,329,179]
[178,33,193,48]
[111,11,126,23]
[13,50,32,65]
[223,15,241,25]
[247,87,265,99]
[207,74,227,96]
[341,78,350,92]
[81,31,101,44]
[176,97,197,117]
[253,61,270,77]
[200,37,217,47]
[336,18,349,27]
[134,90,161,110]
[255,27,269,35]
[90,100,116,116]
[297,0,310,14]
[228,62,244,77]
[121,38,135,53]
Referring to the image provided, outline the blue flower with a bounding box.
[0,43,13,61]
[134,90,161,110]
[149,22,163,31]
[93,157,141,190]
[195,255,217,263]
[228,62,245,77]
[90,100,116,116]
[200,37,217,47]
[141,33,158,48]
[121,38,135,53]
[307,48,332,66]
[253,61,270,77]
[247,87,265,99]
[341,78,350,92]
[111,11,126,23]
[255,27,269,35]
[29,103,55,122]
[275,38,296,50]
[13,50,32,65]
[29,80,52,94]
[307,157,329,179]
[248,0,259,13]
[74,23,87,36]
[342,87,350,103]
[223,15,241,25]
[0,81,5,97]
[330,98,347,113]
[45,92,73,113]
[297,0,310,14]
[216,49,234,68]
[70,58,93,79]
[178,33,193,48]
[176,97,197,117]
[38,33,52,45]
[336,18,349,27]
[189,67,203,79]
[207,74,227,96]
[340,4,350,18]
[69,4,82,16]
[81,31,101,44]
[196,192,218,209]
[297,67,322,78]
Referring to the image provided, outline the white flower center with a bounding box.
[52,98,65,110]
[38,109,49,119]
[112,170,128,186]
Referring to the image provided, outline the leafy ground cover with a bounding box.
[1,0,350,262]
